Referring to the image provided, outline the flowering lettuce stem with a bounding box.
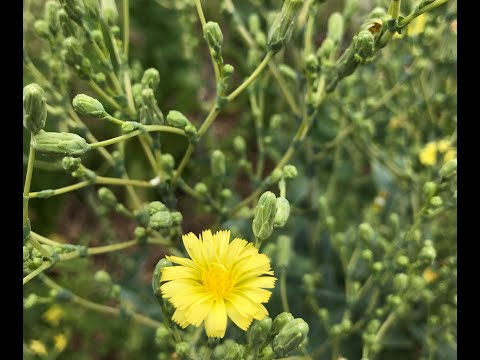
[280,269,291,313]
[123,0,130,57]
[194,0,220,83]
[29,176,154,199]
[173,52,274,185]
[39,275,163,328]
[23,139,35,226]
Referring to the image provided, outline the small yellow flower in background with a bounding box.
[423,268,438,283]
[43,304,64,327]
[29,340,47,356]
[408,13,428,36]
[450,19,457,33]
[419,141,437,166]
[53,334,67,352]
[419,139,456,166]
[443,149,456,163]
[160,229,276,338]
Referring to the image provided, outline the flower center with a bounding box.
[203,262,233,297]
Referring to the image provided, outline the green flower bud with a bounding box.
[62,156,82,172]
[303,273,318,294]
[152,258,172,299]
[184,124,197,139]
[100,0,118,25]
[58,9,77,37]
[160,154,175,172]
[223,64,234,78]
[247,317,272,348]
[387,295,402,307]
[248,14,261,33]
[171,211,183,225]
[271,312,294,338]
[220,189,232,199]
[33,131,90,157]
[259,345,275,360]
[45,1,61,35]
[283,165,298,179]
[423,181,437,199]
[23,84,47,134]
[354,30,375,60]
[195,182,208,196]
[274,197,290,228]
[358,223,374,242]
[211,150,226,178]
[94,270,112,284]
[325,216,336,232]
[327,12,344,44]
[98,187,117,208]
[72,94,106,118]
[34,20,51,39]
[24,294,39,309]
[269,114,283,130]
[318,308,329,322]
[32,258,43,268]
[393,273,409,292]
[84,0,100,20]
[233,136,246,154]
[134,226,147,243]
[23,246,30,261]
[361,249,373,262]
[267,0,304,53]
[150,211,173,230]
[224,341,245,360]
[273,318,309,357]
[203,21,223,54]
[305,54,319,73]
[439,158,457,178]
[175,342,191,360]
[121,121,144,133]
[396,255,409,267]
[166,110,189,128]
[60,0,85,24]
[277,235,292,268]
[252,191,277,241]
[269,168,283,184]
[155,324,173,349]
[142,68,160,89]
[429,196,443,208]
[372,261,383,274]
[419,245,437,263]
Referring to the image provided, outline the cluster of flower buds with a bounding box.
[267,0,304,54]
[166,110,197,140]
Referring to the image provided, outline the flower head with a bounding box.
[29,340,47,356]
[53,334,67,352]
[43,304,64,327]
[159,230,276,338]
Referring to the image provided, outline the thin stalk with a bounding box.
[23,139,35,226]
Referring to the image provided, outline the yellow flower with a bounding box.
[29,340,47,356]
[443,149,457,163]
[53,334,67,352]
[423,268,438,283]
[408,13,428,36]
[160,230,276,338]
[43,304,64,327]
[436,140,450,153]
[419,142,437,166]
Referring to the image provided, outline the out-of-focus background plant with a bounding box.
[23,0,456,359]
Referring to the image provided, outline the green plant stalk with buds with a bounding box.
[23,0,456,359]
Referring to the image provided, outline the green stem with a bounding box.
[194,0,220,83]
[40,275,162,328]
[138,135,162,175]
[227,52,273,102]
[280,269,291,313]
[123,0,130,56]
[88,80,122,111]
[90,130,142,148]
[399,0,449,27]
[29,176,153,199]
[23,139,35,226]
[23,262,52,285]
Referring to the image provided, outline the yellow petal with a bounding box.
[213,230,230,259]
[234,287,272,303]
[200,229,216,262]
[224,238,249,267]
[182,233,208,269]
[161,265,201,282]
[232,254,272,282]
[172,309,190,328]
[165,255,199,270]
[236,276,277,289]
[160,279,203,298]
[225,292,264,318]
[225,300,253,330]
[204,298,227,338]
[184,297,214,326]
